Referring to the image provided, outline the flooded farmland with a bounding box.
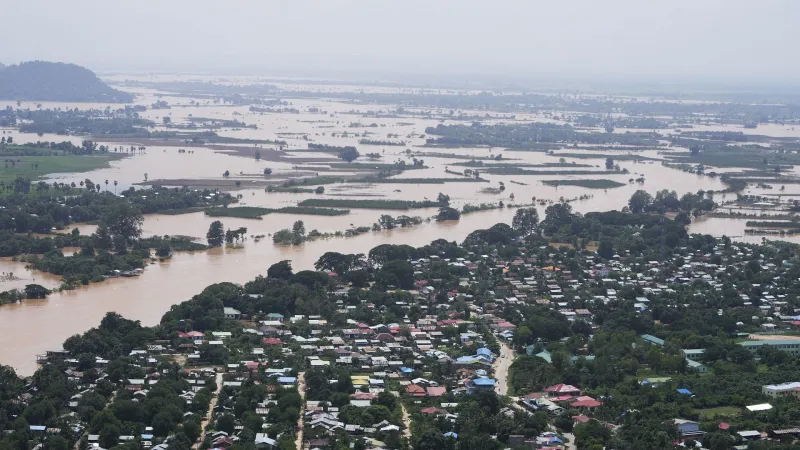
[1,75,799,374]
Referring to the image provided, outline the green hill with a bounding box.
[0,61,132,102]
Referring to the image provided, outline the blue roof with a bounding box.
[401,367,413,373]
[677,388,692,395]
[549,437,564,444]
[443,432,458,438]
[477,347,493,356]
[29,426,46,431]
[278,377,297,384]
[472,378,496,386]
[141,434,154,440]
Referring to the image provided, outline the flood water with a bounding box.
[0,76,792,374]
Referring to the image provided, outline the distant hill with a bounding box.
[0,61,132,102]
[0,63,5,71]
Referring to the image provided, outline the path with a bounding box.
[493,341,515,396]
[401,402,412,440]
[295,372,306,450]
[75,390,117,450]
[563,432,577,450]
[194,370,224,449]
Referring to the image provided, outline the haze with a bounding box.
[1,0,799,86]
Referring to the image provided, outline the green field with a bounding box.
[298,198,442,210]
[0,154,123,184]
[204,206,350,219]
[695,406,741,419]
[542,179,626,189]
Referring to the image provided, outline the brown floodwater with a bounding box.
[0,79,793,375]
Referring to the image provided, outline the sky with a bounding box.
[1,0,798,86]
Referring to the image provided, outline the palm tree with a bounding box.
[105,180,109,191]
[114,180,118,194]
[144,173,148,182]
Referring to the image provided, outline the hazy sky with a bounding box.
[1,0,798,84]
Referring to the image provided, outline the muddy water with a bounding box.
[0,80,793,375]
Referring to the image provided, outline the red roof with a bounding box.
[263,338,283,345]
[420,407,449,415]
[544,383,581,394]
[718,422,730,430]
[426,386,447,397]
[571,400,602,408]
[572,415,591,423]
[179,331,205,338]
[406,384,425,394]
[351,392,376,400]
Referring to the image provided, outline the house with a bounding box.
[640,334,665,347]
[763,382,800,398]
[255,433,277,448]
[681,349,705,361]
[266,313,285,323]
[740,340,800,356]
[686,359,708,373]
[674,419,702,437]
[544,384,581,396]
[224,307,241,319]
[466,378,495,394]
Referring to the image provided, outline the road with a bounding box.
[563,432,577,450]
[493,341,515,396]
[194,371,224,449]
[401,402,412,440]
[295,372,306,450]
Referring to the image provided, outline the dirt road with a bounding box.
[493,341,515,396]
[295,372,306,450]
[194,371,224,449]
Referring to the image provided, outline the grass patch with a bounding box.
[483,167,612,176]
[542,179,626,189]
[695,406,741,419]
[157,207,206,215]
[205,206,349,219]
[0,154,123,184]
[298,199,442,210]
[266,186,315,193]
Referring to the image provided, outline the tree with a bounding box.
[292,220,305,238]
[267,260,293,280]
[315,252,363,274]
[206,221,225,247]
[512,207,540,236]
[436,207,461,221]
[24,284,50,299]
[605,157,615,169]
[338,147,360,162]
[255,150,261,160]
[315,186,324,194]
[628,190,653,213]
[379,214,396,230]
[263,168,272,175]
[598,240,614,259]
[375,259,414,289]
[437,192,450,206]
[162,116,171,125]
[102,203,144,248]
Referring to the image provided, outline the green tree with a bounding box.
[267,260,293,280]
[512,207,540,236]
[206,221,225,247]
[628,190,653,213]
